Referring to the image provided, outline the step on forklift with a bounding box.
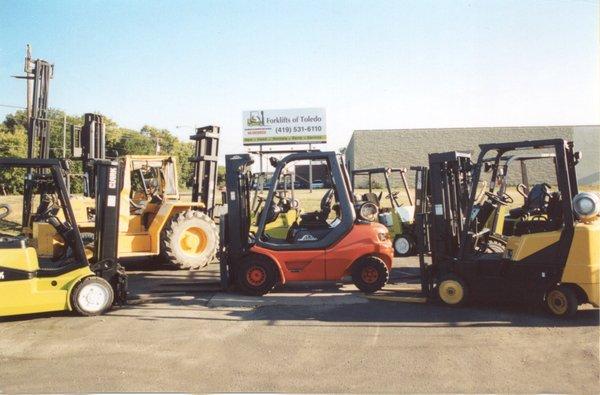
[416,139,599,317]
[352,167,428,257]
[0,158,127,317]
[219,151,394,295]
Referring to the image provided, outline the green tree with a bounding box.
[1,109,208,191]
[0,126,27,193]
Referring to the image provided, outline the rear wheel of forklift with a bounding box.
[71,276,114,316]
[545,285,578,317]
[235,255,278,296]
[437,274,468,307]
[351,256,389,293]
[161,210,218,270]
[394,234,415,257]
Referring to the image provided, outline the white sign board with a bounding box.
[243,108,326,145]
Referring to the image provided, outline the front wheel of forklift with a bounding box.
[437,274,468,307]
[235,256,278,296]
[351,256,389,294]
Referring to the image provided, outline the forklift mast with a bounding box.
[189,126,220,217]
[22,57,54,226]
[70,113,107,197]
[415,151,473,292]
[219,154,254,289]
[93,160,120,262]
[26,59,54,161]
[91,159,127,303]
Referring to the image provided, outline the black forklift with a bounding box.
[0,158,127,317]
[416,139,599,316]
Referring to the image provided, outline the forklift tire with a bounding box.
[437,274,468,307]
[235,256,278,296]
[71,276,114,316]
[161,210,218,270]
[545,285,578,318]
[394,234,415,257]
[351,256,389,294]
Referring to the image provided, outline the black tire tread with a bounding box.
[351,255,389,293]
[235,255,278,296]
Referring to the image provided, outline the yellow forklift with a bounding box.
[416,139,599,317]
[30,116,221,269]
[0,158,127,317]
[352,167,427,256]
[250,169,300,239]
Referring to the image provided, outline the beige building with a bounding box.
[346,126,600,187]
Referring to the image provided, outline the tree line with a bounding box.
[0,109,218,194]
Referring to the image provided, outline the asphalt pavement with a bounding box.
[1,258,598,393]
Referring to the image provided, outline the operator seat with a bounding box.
[508,183,551,219]
[286,189,336,242]
[512,184,563,236]
[298,189,334,229]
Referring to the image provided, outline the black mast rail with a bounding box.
[189,126,220,217]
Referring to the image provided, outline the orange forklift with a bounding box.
[219,151,394,295]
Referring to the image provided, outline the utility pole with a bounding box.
[25,45,33,119]
[62,113,67,157]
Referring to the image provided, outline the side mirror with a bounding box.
[269,157,279,167]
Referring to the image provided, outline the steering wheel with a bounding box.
[484,191,508,206]
[516,183,528,199]
[0,203,11,221]
[320,189,335,217]
[501,193,514,204]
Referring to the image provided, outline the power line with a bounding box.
[0,104,26,110]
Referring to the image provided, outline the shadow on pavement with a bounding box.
[221,297,600,328]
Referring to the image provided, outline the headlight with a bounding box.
[378,232,390,241]
[573,192,600,221]
[359,202,379,222]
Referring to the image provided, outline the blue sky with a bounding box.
[1,0,598,156]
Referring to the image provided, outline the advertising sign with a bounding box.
[243,108,326,145]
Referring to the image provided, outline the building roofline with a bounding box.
[352,124,600,135]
